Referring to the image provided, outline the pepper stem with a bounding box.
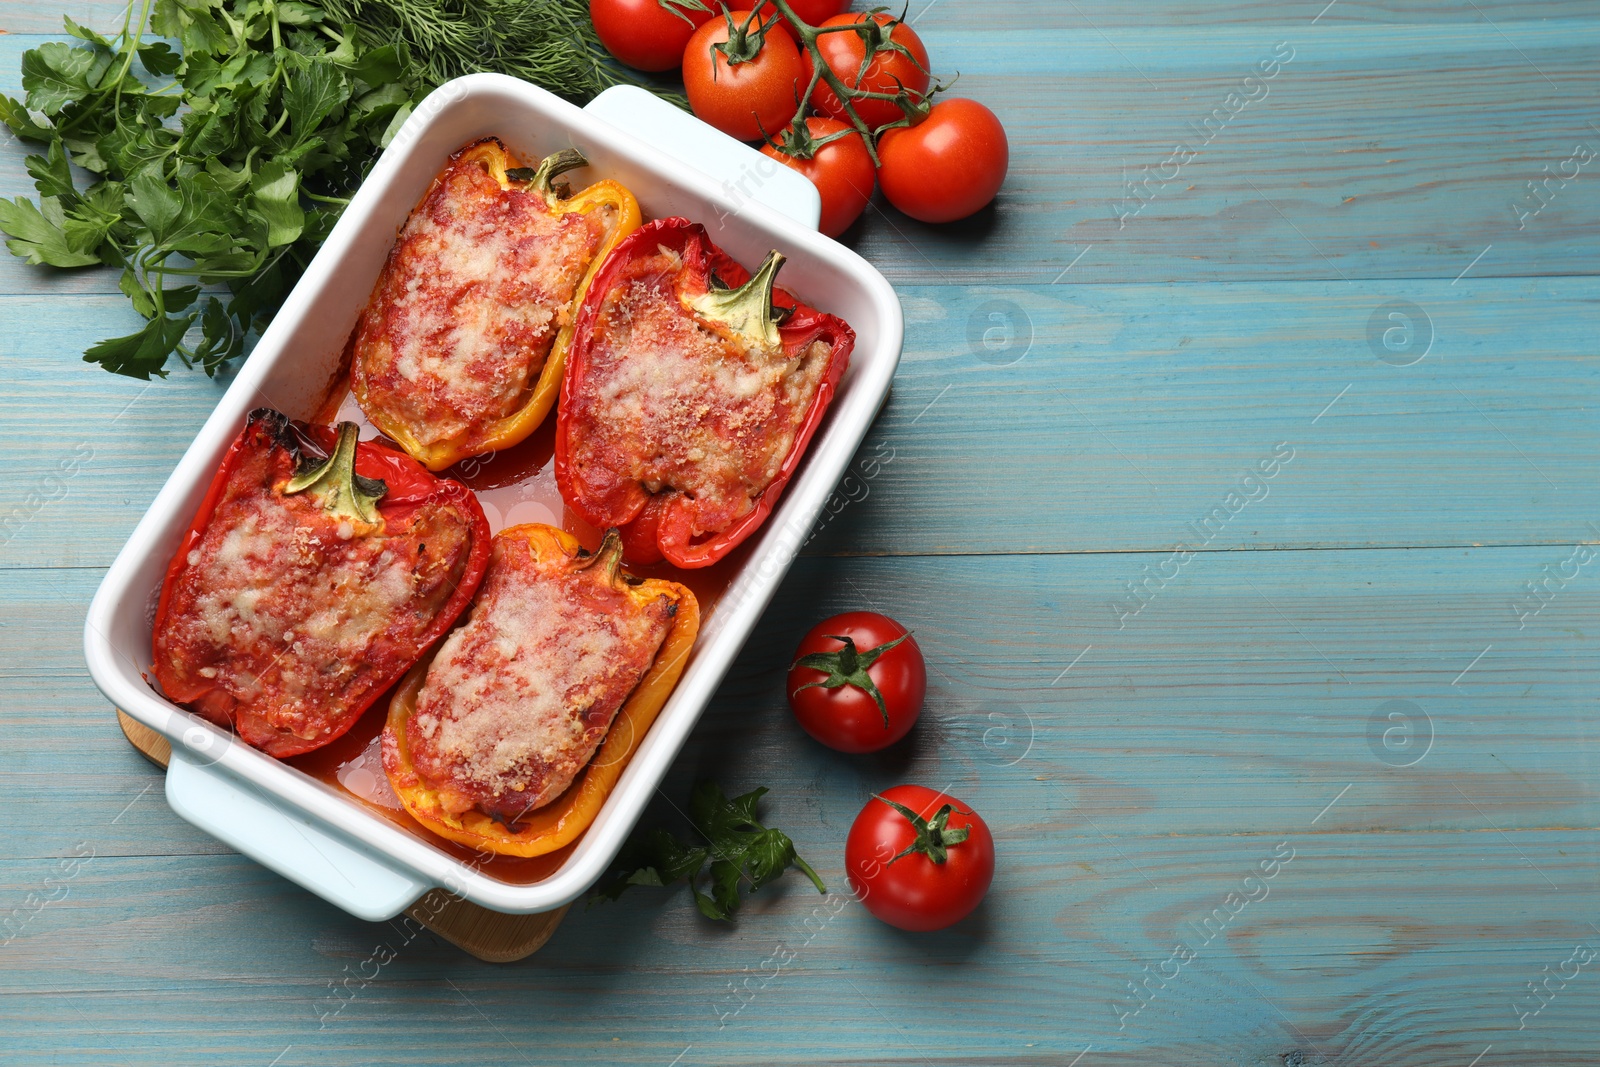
[687,250,786,349]
[505,148,589,203]
[576,528,627,584]
[284,422,387,525]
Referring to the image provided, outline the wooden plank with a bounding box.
[4,277,1597,569]
[0,1,126,35]
[8,545,1596,847]
[0,294,230,571]
[0,830,1593,1063]
[814,275,1600,555]
[930,0,1600,30]
[6,19,1600,291]
[846,21,1600,285]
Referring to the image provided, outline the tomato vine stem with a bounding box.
[759,0,888,165]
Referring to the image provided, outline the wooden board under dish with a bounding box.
[115,709,567,963]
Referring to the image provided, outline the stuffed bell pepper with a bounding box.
[350,138,641,471]
[555,219,854,568]
[383,524,698,856]
[152,409,491,757]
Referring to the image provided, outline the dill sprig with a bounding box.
[318,0,684,105]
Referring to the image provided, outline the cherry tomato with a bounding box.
[877,98,1009,223]
[846,785,995,931]
[759,118,875,237]
[755,0,849,26]
[804,13,931,132]
[591,0,714,72]
[787,611,925,753]
[683,11,805,141]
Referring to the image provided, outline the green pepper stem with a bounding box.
[284,421,387,525]
[578,528,627,584]
[686,251,786,350]
[506,148,589,204]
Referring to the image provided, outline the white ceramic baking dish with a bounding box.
[82,75,903,921]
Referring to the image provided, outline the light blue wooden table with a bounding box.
[3,1,1598,1064]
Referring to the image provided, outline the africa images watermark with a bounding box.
[1111,42,1297,230]
[1110,840,1296,1030]
[713,889,854,1029]
[315,899,454,1028]
[1108,441,1296,630]
[0,843,96,946]
[0,443,94,548]
[315,853,498,1029]
[804,439,897,548]
[1510,135,1596,231]
[1513,941,1596,1031]
[1509,525,1600,630]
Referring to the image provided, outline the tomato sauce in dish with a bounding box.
[294,384,746,883]
[350,142,616,452]
[288,722,578,883]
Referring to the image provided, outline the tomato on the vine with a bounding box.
[804,13,931,132]
[846,785,995,931]
[877,98,1009,223]
[759,117,875,237]
[683,11,806,142]
[756,0,848,25]
[591,0,714,72]
[787,611,925,752]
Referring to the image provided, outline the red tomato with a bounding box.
[804,13,931,132]
[877,98,1009,223]
[787,611,925,752]
[591,0,714,72]
[846,785,995,931]
[683,11,805,141]
[755,0,848,25]
[759,117,875,237]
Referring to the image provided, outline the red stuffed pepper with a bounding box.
[555,218,853,568]
[152,409,491,757]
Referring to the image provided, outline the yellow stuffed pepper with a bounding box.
[350,139,641,470]
[382,524,698,857]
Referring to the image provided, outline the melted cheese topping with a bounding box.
[569,254,831,537]
[353,155,613,448]
[408,536,673,820]
[156,438,475,746]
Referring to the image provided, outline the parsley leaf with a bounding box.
[1,0,673,379]
[25,140,79,203]
[251,162,306,249]
[20,42,99,114]
[0,197,101,268]
[593,781,826,920]
[284,61,346,136]
[83,313,195,379]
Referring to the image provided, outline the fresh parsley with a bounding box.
[0,0,664,380]
[0,0,424,378]
[593,780,826,921]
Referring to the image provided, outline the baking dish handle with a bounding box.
[166,751,429,922]
[583,85,823,231]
